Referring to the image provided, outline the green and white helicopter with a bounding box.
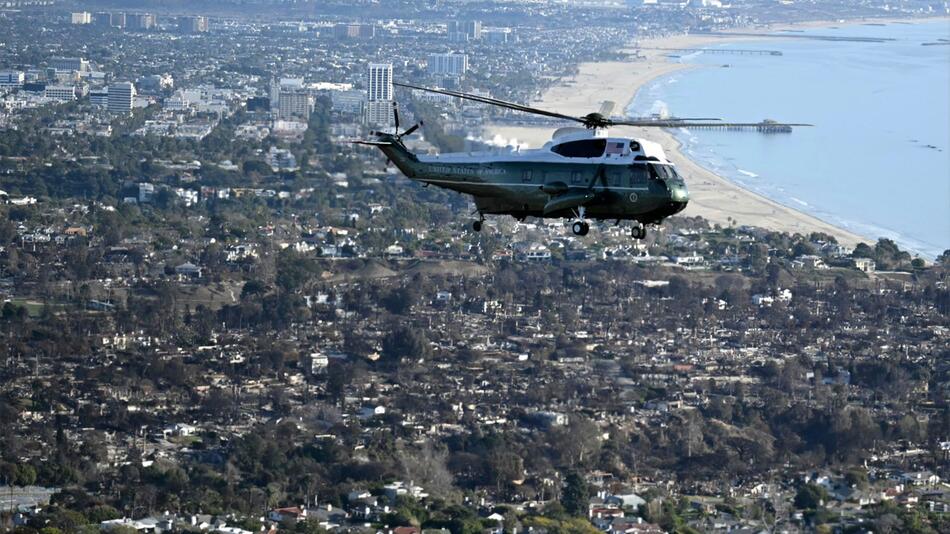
[358,82,808,239]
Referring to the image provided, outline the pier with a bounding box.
[636,47,783,56]
[694,31,895,43]
[680,120,795,133]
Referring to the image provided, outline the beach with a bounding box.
[482,25,928,248]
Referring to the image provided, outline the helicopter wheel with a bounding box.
[472,220,482,232]
[632,223,646,240]
[572,221,590,236]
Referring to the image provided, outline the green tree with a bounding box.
[381,326,431,368]
[793,484,829,510]
[561,472,590,517]
[275,249,320,294]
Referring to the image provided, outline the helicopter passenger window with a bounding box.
[571,171,584,185]
[551,139,607,158]
[611,169,622,187]
[630,165,648,186]
[629,141,641,152]
[521,170,533,183]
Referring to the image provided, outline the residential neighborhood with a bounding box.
[0,1,947,533]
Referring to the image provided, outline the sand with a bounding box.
[482,27,909,247]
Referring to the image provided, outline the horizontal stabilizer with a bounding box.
[351,140,395,146]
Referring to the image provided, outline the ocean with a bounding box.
[628,20,950,259]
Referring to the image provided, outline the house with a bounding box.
[269,506,307,522]
[605,493,646,510]
[359,405,386,419]
[901,471,940,487]
[63,226,87,237]
[514,242,551,262]
[163,423,197,437]
[384,244,406,257]
[309,352,329,374]
[794,255,827,270]
[853,257,876,272]
[383,481,428,502]
[608,516,663,534]
[174,262,202,279]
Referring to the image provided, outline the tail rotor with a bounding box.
[390,101,423,141]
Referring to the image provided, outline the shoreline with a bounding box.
[484,15,949,250]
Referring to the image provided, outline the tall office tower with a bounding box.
[462,20,482,40]
[427,53,469,76]
[277,90,314,121]
[112,13,126,28]
[365,63,394,127]
[108,82,136,115]
[178,16,209,34]
[366,63,392,102]
[126,13,156,31]
[71,12,91,24]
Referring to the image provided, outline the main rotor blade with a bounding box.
[401,123,421,137]
[394,82,586,125]
[612,119,813,128]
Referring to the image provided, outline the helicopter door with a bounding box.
[609,167,622,187]
[629,165,648,188]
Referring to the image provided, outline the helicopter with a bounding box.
[357,82,809,239]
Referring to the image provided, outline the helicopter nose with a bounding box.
[670,183,689,203]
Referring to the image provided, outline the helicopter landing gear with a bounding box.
[631,222,646,240]
[570,206,590,237]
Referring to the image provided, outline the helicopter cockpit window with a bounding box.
[648,163,677,180]
[551,139,607,158]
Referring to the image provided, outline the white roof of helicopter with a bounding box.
[416,127,672,165]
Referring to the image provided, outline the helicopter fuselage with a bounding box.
[374,128,689,226]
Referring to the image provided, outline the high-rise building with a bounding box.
[93,12,114,27]
[137,74,174,93]
[0,71,25,88]
[277,90,314,121]
[427,53,469,76]
[50,57,90,73]
[484,28,512,44]
[331,90,366,115]
[365,63,394,127]
[178,16,209,34]
[366,63,393,102]
[333,23,375,39]
[108,82,136,115]
[71,12,91,25]
[463,21,482,40]
[126,13,156,31]
[90,90,109,107]
[44,85,77,102]
[448,20,481,41]
[113,13,126,28]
